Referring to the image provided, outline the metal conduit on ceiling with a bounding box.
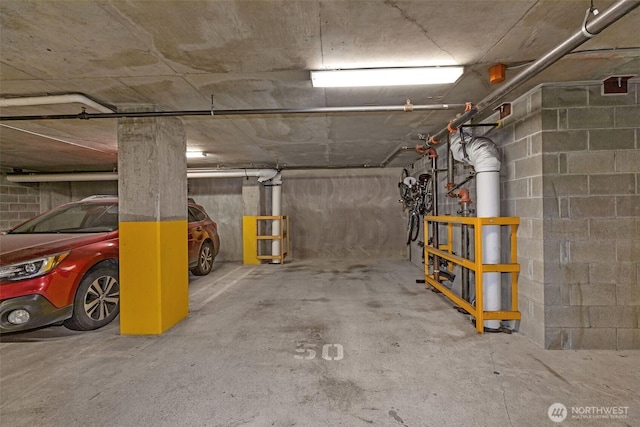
[424,0,640,147]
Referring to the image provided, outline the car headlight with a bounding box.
[0,251,70,281]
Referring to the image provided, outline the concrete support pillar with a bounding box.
[117,110,188,335]
[242,179,262,216]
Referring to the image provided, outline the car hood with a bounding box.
[0,233,118,265]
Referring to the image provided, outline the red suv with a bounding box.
[0,196,220,333]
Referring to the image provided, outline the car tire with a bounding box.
[63,265,120,331]
[191,240,214,276]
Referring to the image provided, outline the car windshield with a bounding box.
[9,202,119,234]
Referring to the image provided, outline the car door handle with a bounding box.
[196,226,202,232]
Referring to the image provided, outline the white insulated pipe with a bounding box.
[6,169,279,183]
[450,130,502,329]
[476,171,501,330]
[0,94,115,114]
[270,175,283,264]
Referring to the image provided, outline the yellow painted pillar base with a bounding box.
[119,220,189,335]
[242,216,260,265]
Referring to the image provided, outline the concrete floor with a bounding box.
[0,259,638,427]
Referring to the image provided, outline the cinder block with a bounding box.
[616,284,640,306]
[590,218,636,239]
[542,130,588,153]
[0,194,19,204]
[567,107,615,129]
[569,283,617,306]
[542,154,559,174]
[570,240,617,262]
[542,86,588,108]
[530,132,543,155]
[617,195,640,217]
[503,178,528,200]
[545,305,590,328]
[545,283,570,305]
[589,306,638,328]
[17,195,39,204]
[616,106,640,128]
[590,129,635,151]
[617,240,640,263]
[558,109,568,130]
[545,327,570,349]
[568,328,617,349]
[543,109,560,131]
[570,196,616,218]
[515,197,543,218]
[588,86,635,107]
[531,176,543,198]
[615,150,640,172]
[617,329,640,350]
[590,262,635,285]
[517,237,544,260]
[515,113,542,141]
[515,155,542,179]
[590,173,635,195]
[544,218,589,240]
[543,175,588,197]
[542,196,563,219]
[545,327,618,349]
[566,151,615,173]
[518,277,545,304]
[502,139,529,162]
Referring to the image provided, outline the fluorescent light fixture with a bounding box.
[186,151,206,158]
[310,66,464,88]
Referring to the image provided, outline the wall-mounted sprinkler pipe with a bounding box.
[0,103,466,121]
[427,148,440,281]
[446,133,455,196]
[423,0,639,146]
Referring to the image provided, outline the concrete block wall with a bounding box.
[538,83,639,350]
[407,81,639,349]
[0,174,40,231]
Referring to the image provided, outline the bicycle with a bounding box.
[398,170,434,244]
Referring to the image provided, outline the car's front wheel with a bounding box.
[191,240,214,276]
[63,265,120,331]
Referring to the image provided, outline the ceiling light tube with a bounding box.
[186,151,206,158]
[310,66,464,88]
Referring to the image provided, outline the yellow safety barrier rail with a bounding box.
[242,215,290,264]
[423,215,520,333]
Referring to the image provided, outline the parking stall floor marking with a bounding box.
[191,267,257,311]
[189,265,246,298]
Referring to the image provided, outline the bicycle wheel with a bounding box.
[398,168,409,199]
[406,212,420,244]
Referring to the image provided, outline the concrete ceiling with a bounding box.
[1,0,638,172]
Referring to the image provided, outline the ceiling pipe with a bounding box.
[425,0,640,146]
[5,169,279,183]
[0,103,466,121]
[0,94,116,114]
[379,145,420,168]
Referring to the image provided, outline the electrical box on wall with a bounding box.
[602,75,634,95]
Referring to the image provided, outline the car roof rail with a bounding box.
[82,195,118,200]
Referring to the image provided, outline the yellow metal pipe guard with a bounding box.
[243,215,290,264]
[423,215,521,333]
